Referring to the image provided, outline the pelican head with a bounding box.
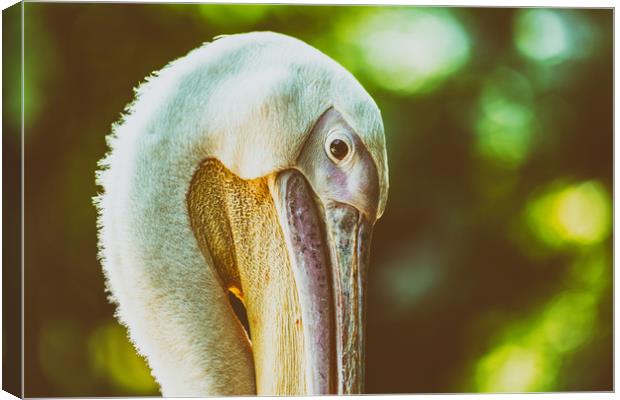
[96,32,388,396]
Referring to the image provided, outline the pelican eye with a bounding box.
[330,139,349,160]
[325,130,353,164]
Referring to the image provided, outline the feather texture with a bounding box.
[94,31,385,395]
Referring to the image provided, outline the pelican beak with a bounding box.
[272,170,373,395]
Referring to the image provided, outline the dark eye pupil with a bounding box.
[330,139,349,160]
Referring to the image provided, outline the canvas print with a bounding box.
[2,2,613,397]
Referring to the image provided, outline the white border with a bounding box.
[0,1,614,400]
[3,0,618,6]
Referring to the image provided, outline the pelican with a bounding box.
[95,32,388,396]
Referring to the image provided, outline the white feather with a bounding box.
[95,31,385,396]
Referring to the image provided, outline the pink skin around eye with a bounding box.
[296,107,380,220]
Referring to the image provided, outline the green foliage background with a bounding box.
[14,3,612,396]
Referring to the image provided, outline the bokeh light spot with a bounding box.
[88,321,158,394]
[473,244,609,393]
[340,9,470,94]
[541,292,597,354]
[514,9,570,64]
[475,68,536,167]
[475,345,549,392]
[555,182,611,244]
[379,248,441,314]
[525,181,611,248]
[476,99,534,166]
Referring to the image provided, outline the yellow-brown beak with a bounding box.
[188,154,376,394]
